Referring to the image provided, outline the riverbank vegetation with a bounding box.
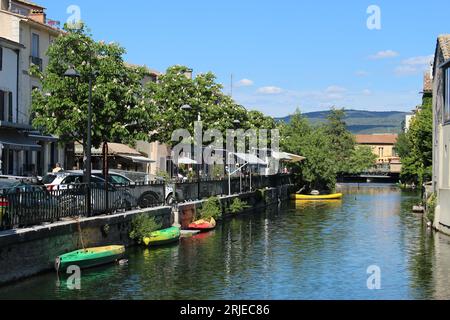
[228,198,250,214]
[279,108,377,192]
[198,197,222,220]
[395,96,432,186]
[129,214,161,244]
[426,193,437,224]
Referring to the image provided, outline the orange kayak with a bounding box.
[189,217,217,231]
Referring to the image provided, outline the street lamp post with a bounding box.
[64,49,95,216]
[226,119,245,195]
[181,104,202,200]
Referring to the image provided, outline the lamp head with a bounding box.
[64,68,81,79]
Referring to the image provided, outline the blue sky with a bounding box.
[41,0,449,117]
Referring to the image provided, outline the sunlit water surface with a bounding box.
[1,184,449,300]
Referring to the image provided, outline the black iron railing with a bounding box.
[30,56,43,72]
[0,174,293,231]
[173,174,293,202]
[0,182,165,231]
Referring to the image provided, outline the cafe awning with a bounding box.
[0,130,41,151]
[75,142,147,156]
[234,153,267,165]
[27,133,58,142]
[272,151,293,161]
[285,153,306,163]
[117,154,155,164]
[175,157,198,165]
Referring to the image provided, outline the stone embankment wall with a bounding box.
[0,206,172,285]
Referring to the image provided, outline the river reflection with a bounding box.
[0,184,449,300]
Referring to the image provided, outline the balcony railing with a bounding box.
[45,19,61,29]
[29,56,43,72]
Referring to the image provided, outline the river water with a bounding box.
[1,183,450,300]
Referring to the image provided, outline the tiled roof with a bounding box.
[13,0,45,9]
[107,143,143,156]
[75,142,143,156]
[438,35,450,61]
[355,134,398,145]
[125,62,161,76]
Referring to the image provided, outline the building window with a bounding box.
[31,33,39,58]
[0,91,14,122]
[30,33,43,71]
[379,147,384,158]
[445,68,450,123]
[10,4,30,16]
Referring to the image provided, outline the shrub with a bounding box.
[129,214,161,244]
[229,198,250,214]
[427,193,437,224]
[156,170,170,182]
[198,196,222,220]
[212,165,224,179]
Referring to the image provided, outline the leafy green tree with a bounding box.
[280,110,337,191]
[394,132,411,159]
[31,24,153,152]
[322,107,356,174]
[280,108,376,191]
[247,110,276,130]
[347,146,377,174]
[395,95,433,185]
[146,66,249,146]
[299,127,338,191]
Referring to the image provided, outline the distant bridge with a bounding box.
[342,166,400,182]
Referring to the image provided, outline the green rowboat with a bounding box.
[143,227,181,246]
[55,245,125,272]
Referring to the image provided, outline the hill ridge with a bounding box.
[276,109,409,134]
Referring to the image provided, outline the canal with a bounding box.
[1,184,450,300]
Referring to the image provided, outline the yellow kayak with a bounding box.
[290,193,343,200]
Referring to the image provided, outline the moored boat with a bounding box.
[189,217,217,231]
[290,193,343,200]
[55,245,125,272]
[143,226,181,246]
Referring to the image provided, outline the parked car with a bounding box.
[42,171,104,190]
[153,175,182,205]
[67,171,176,206]
[63,170,135,186]
[0,178,59,228]
[41,171,138,212]
[42,171,165,209]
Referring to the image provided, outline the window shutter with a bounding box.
[8,92,13,122]
[0,91,4,121]
[0,47,3,71]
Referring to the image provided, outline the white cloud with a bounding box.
[395,55,434,76]
[355,70,369,77]
[234,87,420,117]
[401,55,434,66]
[394,65,418,76]
[369,50,399,60]
[325,85,347,94]
[257,86,283,94]
[236,78,254,87]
